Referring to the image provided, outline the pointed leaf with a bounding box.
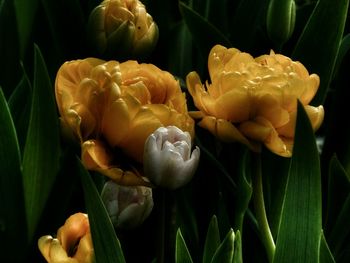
[176,228,194,263]
[203,215,221,263]
[229,0,269,52]
[232,231,242,263]
[22,45,60,240]
[78,158,126,263]
[8,68,32,152]
[211,229,235,263]
[179,1,231,59]
[14,0,39,57]
[0,0,21,97]
[0,88,27,262]
[325,155,350,234]
[319,231,335,263]
[273,101,322,262]
[292,0,349,105]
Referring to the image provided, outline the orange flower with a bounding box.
[187,44,324,157]
[38,213,94,263]
[56,58,194,185]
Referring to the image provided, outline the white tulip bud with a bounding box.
[101,180,153,229]
[143,126,200,189]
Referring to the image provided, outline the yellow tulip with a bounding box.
[56,58,194,185]
[87,0,158,59]
[187,44,324,157]
[38,213,94,263]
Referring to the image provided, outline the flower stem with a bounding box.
[252,153,275,263]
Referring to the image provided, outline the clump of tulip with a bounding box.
[187,44,324,157]
[55,58,194,185]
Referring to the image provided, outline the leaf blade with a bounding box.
[22,45,60,240]
[273,101,322,262]
[78,158,126,263]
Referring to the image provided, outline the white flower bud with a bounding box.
[101,180,153,229]
[143,126,200,189]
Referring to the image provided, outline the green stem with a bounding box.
[252,153,275,263]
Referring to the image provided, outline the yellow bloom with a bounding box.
[38,213,94,263]
[56,58,194,185]
[87,0,158,59]
[187,44,324,157]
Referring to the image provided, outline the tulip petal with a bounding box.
[199,116,260,152]
[102,98,130,146]
[81,140,149,186]
[81,140,112,170]
[254,117,292,157]
[57,213,89,253]
[38,235,54,262]
[121,107,163,162]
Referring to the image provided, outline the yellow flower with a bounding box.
[87,0,158,59]
[38,213,94,263]
[56,58,194,185]
[187,44,324,157]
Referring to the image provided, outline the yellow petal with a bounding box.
[305,105,324,131]
[256,94,290,128]
[102,98,131,146]
[121,107,163,162]
[239,121,272,141]
[57,213,89,253]
[186,71,216,116]
[98,166,151,186]
[81,140,112,170]
[199,116,259,151]
[214,86,250,122]
[255,117,292,157]
[38,235,54,262]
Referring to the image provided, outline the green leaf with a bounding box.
[78,158,126,263]
[211,229,235,263]
[273,101,322,262]
[233,149,252,233]
[229,0,269,52]
[0,88,27,262]
[319,231,335,263]
[333,34,350,77]
[175,228,194,263]
[325,155,350,235]
[0,0,21,97]
[203,215,221,263]
[232,231,242,263]
[179,1,231,59]
[22,45,60,241]
[8,68,32,152]
[292,0,349,105]
[14,0,39,57]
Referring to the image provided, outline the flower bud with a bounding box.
[267,0,296,45]
[38,213,94,263]
[101,180,153,229]
[87,0,159,59]
[143,126,200,190]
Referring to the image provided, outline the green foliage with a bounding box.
[79,158,126,263]
[176,229,194,263]
[22,45,60,241]
[292,0,349,105]
[0,0,349,262]
[273,101,322,262]
[0,88,27,262]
